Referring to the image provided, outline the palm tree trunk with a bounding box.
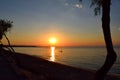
[95,0,117,80]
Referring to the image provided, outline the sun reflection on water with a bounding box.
[50,46,55,62]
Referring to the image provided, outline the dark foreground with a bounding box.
[0,49,120,80]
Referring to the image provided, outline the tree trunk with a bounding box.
[95,0,117,80]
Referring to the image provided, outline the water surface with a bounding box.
[14,47,120,74]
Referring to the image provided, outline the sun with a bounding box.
[49,38,56,44]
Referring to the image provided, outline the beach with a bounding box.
[0,48,120,80]
[14,47,120,74]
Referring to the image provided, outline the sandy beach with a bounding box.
[0,49,120,80]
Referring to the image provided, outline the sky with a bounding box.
[0,0,120,46]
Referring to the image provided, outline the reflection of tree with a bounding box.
[79,0,117,80]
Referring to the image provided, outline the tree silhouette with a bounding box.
[79,0,117,80]
[0,19,13,40]
[0,19,14,52]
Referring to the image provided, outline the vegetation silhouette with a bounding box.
[79,0,117,80]
[0,19,15,52]
[0,19,13,40]
[0,0,118,79]
[0,19,28,79]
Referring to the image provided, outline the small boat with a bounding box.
[59,49,63,53]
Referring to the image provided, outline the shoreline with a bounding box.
[1,49,120,80]
[12,51,120,80]
[2,45,120,48]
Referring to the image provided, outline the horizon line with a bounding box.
[2,44,120,48]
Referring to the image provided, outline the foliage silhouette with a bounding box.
[79,0,117,80]
[0,19,14,52]
[0,19,13,40]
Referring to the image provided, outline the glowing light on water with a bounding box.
[50,46,55,62]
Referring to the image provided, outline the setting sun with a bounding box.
[49,38,56,44]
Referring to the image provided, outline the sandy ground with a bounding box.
[0,48,120,80]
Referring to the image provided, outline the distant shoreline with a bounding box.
[2,45,120,48]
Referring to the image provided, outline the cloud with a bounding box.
[75,3,83,8]
[64,2,83,9]
[64,3,69,6]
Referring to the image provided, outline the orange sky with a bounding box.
[2,31,119,47]
[1,0,120,47]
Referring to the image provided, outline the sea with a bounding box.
[14,46,120,75]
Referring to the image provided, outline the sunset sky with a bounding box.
[0,0,120,46]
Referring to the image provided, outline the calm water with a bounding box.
[14,47,120,74]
